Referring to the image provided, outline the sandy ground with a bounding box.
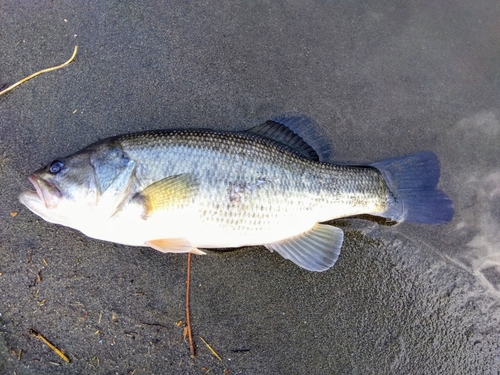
[1,1,500,374]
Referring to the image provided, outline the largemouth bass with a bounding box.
[19,117,453,271]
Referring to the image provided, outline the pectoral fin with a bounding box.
[264,224,344,272]
[135,174,198,218]
[146,238,206,254]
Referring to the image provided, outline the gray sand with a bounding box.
[1,1,500,374]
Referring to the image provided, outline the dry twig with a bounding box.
[0,46,78,97]
[199,336,222,361]
[185,253,195,358]
[30,329,70,363]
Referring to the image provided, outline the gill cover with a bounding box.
[90,147,137,217]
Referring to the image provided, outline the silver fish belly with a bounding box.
[19,116,454,271]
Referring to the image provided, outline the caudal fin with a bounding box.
[371,152,454,224]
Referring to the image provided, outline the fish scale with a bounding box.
[19,116,453,271]
[113,129,388,238]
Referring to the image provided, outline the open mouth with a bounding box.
[26,174,62,208]
[28,175,44,202]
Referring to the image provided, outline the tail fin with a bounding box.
[370,152,454,224]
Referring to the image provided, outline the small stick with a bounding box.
[199,336,222,361]
[0,46,78,97]
[185,253,195,358]
[30,329,70,363]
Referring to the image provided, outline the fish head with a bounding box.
[19,150,100,226]
[19,142,136,226]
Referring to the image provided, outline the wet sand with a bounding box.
[1,1,499,374]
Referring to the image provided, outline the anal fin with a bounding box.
[146,238,206,255]
[264,224,343,272]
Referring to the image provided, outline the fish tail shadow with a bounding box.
[371,152,454,224]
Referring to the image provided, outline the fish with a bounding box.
[19,116,454,272]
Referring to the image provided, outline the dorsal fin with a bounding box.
[246,116,332,162]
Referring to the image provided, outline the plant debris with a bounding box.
[0,46,78,97]
[30,329,70,363]
[185,253,195,358]
[199,336,222,362]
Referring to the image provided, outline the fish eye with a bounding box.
[49,160,65,174]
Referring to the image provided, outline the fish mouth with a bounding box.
[21,174,62,209]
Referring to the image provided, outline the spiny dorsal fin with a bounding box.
[264,224,343,272]
[247,116,332,162]
[134,174,198,218]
